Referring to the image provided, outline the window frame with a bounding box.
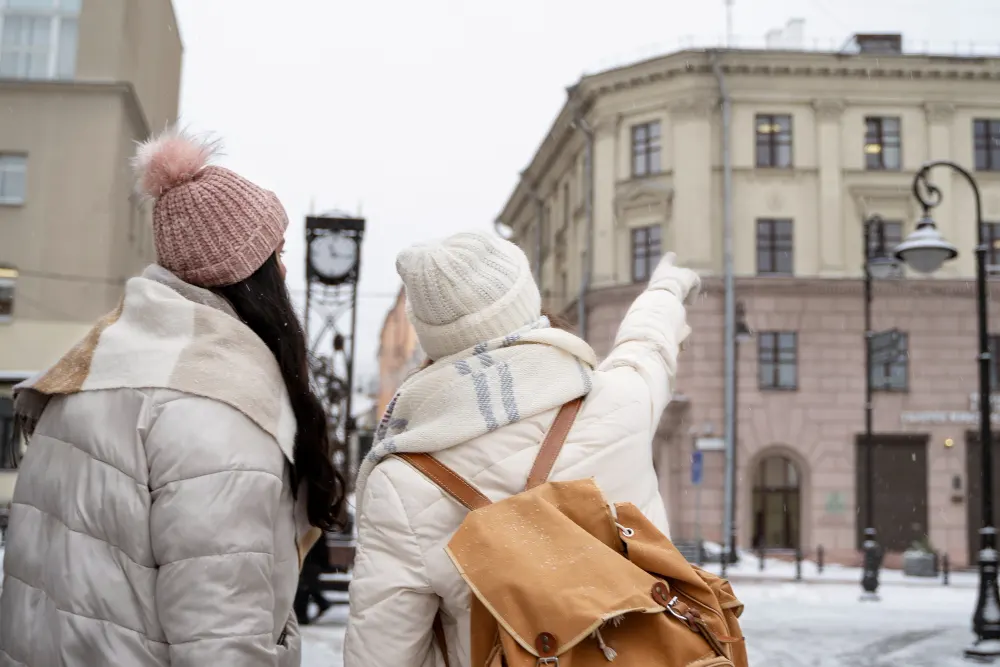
[0,267,16,324]
[0,153,26,205]
[867,220,903,261]
[864,116,902,171]
[631,121,662,178]
[0,0,80,80]
[870,331,909,393]
[981,222,1000,269]
[755,114,793,169]
[756,218,794,276]
[974,119,1000,172]
[758,331,798,391]
[630,224,662,283]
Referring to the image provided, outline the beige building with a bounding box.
[498,34,1000,566]
[0,0,182,501]
[376,287,424,418]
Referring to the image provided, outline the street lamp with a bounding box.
[895,160,999,660]
[860,214,899,601]
[721,302,753,579]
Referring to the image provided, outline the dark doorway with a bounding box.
[855,434,929,552]
[751,454,801,550]
[965,431,1000,565]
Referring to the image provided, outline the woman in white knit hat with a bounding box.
[345,232,700,667]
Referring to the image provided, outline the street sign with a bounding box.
[691,451,703,486]
[870,328,907,365]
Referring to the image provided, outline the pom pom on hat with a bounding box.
[132,127,220,200]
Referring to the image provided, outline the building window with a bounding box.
[756,219,793,275]
[867,220,902,259]
[0,266,15,323]
[990,335,1000,389]
[631,122,661,177]
[974,120,1000,172]
[864,117,901,171]
[631,225,661,283]
[0,154,26,205]
[755,114,793,168]
[562,182,570,230]
[870,332,909,392]
[981,222,1000,269]
[759,332,797,390]
[0,0,79,80]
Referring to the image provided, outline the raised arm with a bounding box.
[597,253,700,422]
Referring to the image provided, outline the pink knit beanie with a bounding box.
[132,127,288,287]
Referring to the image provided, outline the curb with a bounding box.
[720,574,976,589]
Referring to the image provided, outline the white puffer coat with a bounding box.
[0,266,318,667]
[344,256,699,667]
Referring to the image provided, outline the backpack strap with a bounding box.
[395,452,492,510]
[524,397,584,491]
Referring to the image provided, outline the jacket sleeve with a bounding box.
[145,394,285,667]
[597,253,700,423]
[344,466,441,667]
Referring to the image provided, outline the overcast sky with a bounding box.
[171,0,996,385]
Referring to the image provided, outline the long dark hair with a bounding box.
[216,254,345,530]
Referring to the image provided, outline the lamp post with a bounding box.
[860,214,898,601]
[894,161,999,660]
[721,302,753,579]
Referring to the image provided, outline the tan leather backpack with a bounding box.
[397,398,749,667]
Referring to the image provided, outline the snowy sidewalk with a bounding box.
[302,582,982,666]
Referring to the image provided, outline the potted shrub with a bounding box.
[903,537,938,577]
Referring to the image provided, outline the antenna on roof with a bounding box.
[725,0,734,47]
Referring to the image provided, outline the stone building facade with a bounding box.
[496,37,1000,566]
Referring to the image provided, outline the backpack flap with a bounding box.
[614,502,745,660]
[445,479,665,660]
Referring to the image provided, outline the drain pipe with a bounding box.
[572,113,595,340]
[711,50,737,573]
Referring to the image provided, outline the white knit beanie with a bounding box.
[396,232,542,360]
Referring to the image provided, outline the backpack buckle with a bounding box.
[537,659,559,666]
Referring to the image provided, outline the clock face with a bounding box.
[309,234,357,282]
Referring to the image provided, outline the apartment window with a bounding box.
[0,0,80,80]
[631,225,661,282]
[982,222,1000,268]
[0,267,15,323]
[562,182,570,229]
[864,117,901,170]
[975,120,1000,172]
[870,332,909,392]
[0,154,26,205]
[631,122,661,177]
[756,219,793,275]
[759,332,798,390]
[755,114,793,168]
[867,220,902,260]
[991,336,1000,390]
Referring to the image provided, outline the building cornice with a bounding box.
[497,49,1000,232]
[584,275,1000,310]
[0,78,151,137]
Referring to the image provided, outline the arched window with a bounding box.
[751,454,801,550]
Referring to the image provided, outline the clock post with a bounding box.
[304,214,365,494]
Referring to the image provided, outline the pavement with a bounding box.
[303,581,986,666]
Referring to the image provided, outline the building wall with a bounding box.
[0,0,181,377]
[499,47,1000,567]
[376,288,423,418]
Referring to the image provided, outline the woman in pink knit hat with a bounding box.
[0,128,343,667]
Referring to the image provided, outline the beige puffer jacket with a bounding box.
[344,255,699,667]
[0,266,317,667]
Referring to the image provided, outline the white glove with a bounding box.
[649,252,701,305]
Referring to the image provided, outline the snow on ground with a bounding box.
[303,582,983,667]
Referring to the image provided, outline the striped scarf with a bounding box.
[355,317,597,511]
